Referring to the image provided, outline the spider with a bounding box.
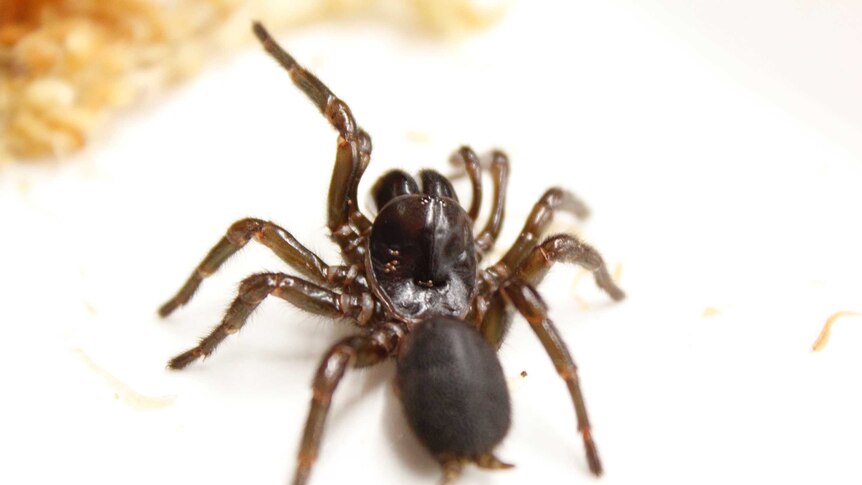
[158,21,626,485]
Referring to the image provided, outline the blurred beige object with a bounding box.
[0,0,510,162]
[406,0,510,31]
[811,311,862,352]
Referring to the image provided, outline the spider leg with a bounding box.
[327,137,372,264]
[448,146,483,223]
[516,234,625,301]
[474,187,599,346]
[500,279,603,476]
[293,324,402,485]
[478,233,623,349]
[475,293,511,350]
[252,22,372,263]
[475,151,510,256]
[168,273,380,369]
[494,187,590,273]
[159,218,364,318]
[252,22,361,145]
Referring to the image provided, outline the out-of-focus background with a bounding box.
[2,1,861,484]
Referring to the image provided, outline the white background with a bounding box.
[2,1,861,484]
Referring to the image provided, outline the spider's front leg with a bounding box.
[475,151,510,256]
[500,279,603,476]
[477,233,623,349]
[516,234,624,301]
[326,135,372,263]
[253,22,372,264]
[292,323,402,485]
[168,273,381,369]
[449,146,483,223]
[494,187,590,274]
[474,185,616,346]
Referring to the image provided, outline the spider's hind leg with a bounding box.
[292,324,401,485]
[501,279,603,476]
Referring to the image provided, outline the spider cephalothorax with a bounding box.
[369,189,477,322]
[158,21,625,485]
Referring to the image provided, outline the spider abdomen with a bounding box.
[396,317,511,457]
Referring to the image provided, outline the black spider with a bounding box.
[158,22,626,485]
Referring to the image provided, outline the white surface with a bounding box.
[2,2,862,484]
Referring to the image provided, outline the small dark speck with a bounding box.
[520,370,528,378]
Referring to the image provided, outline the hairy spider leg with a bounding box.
[501,279,603,476]
[497,187,591,272]
[475,151,510,255]
[293,325,402,485]
[159,218,364,318]
[472,186,592,345]
[327,136,372,264]
[448,146,483,223]
[168,273,380,369]
[479,233,624,349]
[252,22,372,264]
[516,234,624,301]
[475,293,511,350]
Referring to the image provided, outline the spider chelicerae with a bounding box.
[158,21,625,485]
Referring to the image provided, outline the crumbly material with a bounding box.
[0,0,509,162]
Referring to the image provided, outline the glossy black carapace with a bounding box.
[158,21,625,485]
[369,191,477,322]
